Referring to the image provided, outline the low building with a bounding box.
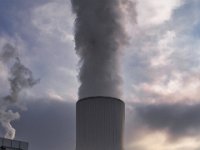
[0,137,28,150]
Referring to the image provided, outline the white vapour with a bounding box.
[0,43,39,139]
[71,0,131,99]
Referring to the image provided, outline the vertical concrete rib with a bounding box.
[76,96,125,150]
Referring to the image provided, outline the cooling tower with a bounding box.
[76,96,125,150]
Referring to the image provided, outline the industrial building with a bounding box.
[76,96,125,150]
[0,137,28,150]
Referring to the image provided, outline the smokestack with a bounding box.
[71,0,127,149]
[76,96,125,150]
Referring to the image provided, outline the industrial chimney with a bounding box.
[76,96,125,150]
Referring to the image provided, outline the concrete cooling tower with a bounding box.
[76,96,125,150]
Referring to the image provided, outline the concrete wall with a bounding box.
[0,137,28,150]
[76,96,125,150]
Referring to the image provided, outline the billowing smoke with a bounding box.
[71,0,128,98]
[0,43,39,139]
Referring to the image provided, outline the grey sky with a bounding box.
[0,0,200,149]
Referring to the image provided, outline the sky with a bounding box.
[0,0,200,150]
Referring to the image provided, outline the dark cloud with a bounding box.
[128,102,200,140]
[1,43,39,103]
[14,99,76,150]
[5,57,39,102]
[12,100,200,150]
[0,43,18,63]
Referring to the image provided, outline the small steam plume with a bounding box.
[0,43,39,139]
[71,0,127,98]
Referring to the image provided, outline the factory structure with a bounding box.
[0,137,28,150]
[76,96,125,150]
[0,97,125,150]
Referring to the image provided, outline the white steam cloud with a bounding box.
[71,0,129,99]
[0,43,39,139]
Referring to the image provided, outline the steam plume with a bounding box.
[71,0,127,98]
[0,43,39,139]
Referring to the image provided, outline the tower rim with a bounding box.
[77,96,124,104]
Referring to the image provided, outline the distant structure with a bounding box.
[0,137,28,150]
[76,96,125,150]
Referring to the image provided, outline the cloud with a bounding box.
[0,42,39,139]
[136,0,183,27]
[126,132,200,150]
[14,99,76,150]
[123,1,200,103]
[7,99,200,150]
[28,1,79,101]
[1,0,200,149]
[125,102,200,150]
[125,102,200,140]
[71,0,130,98]
[31,1,74,42]
[0,0,79,102]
